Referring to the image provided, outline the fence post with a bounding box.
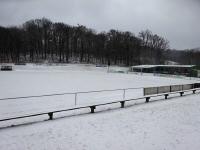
[123,89,126,100]
[75,93,77,106]
[157,87,159,94]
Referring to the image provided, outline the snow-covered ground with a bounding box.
[1,92,200,150]
[0,64,196,118]
[0,64,200,150]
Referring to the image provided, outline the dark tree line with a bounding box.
[1,18,197,66]
[165,49,200,65]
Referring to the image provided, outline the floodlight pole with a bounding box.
[107,65,110,73]
[107,61,110,73]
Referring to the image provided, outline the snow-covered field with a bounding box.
[0,64,200,150]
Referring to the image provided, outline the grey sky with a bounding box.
[0,0,199,49]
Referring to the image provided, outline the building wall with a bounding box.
[131,66,192,76]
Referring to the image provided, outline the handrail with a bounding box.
[0,87,143,101]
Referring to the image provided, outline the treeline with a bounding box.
[165,49,200,65]
[0,18,197,66]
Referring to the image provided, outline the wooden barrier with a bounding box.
[183,84,193,90]
[170,85,182,92]
[144,83,197,96]
[144,87,158,96]
[158,86,170,94]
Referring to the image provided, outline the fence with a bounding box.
[0,87,143,105]
[144,83,200,96]
[0,83,200,123]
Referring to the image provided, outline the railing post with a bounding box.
[157,87,159,95]
[123,89,126,100]
[90,106,96,113]
[120,101,125,108]
[48,112,53,120]
[75,93,77,106]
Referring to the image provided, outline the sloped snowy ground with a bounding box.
[0,64,200,150]
[0,93,200,150]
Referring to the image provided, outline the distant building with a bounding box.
[164,61,179,65]
[130,65,195,77]
[1,65,13,71]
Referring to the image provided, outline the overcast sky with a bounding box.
[0,0,199,49]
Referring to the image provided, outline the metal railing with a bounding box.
[0,83,200,123]
[0,87,144,106]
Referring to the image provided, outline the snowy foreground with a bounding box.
[0,64,200,150]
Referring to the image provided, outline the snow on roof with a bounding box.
[0,63,14,66]
[131,65,195,69]
[131,65,156,69]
